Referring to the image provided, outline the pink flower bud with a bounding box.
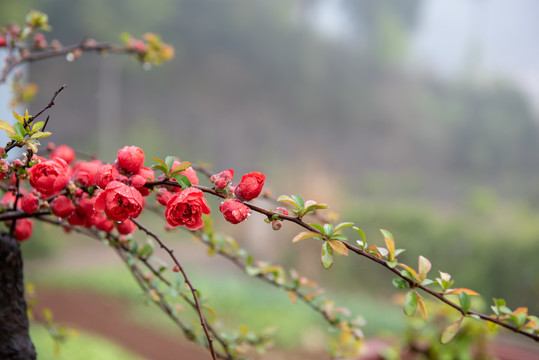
[21,193,39,214]
[117,145,145,173]
[116,219,136,235]
[50,144,76,165]
[14,218,33,241]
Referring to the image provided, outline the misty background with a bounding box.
[2,0,539,319]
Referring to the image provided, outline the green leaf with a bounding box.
[29,131,51,140]
[394,248,406,257]
[13,122,25,136]
[292,231,320,243]
[138,244,154,258]
[440,317,463,344]
[0,120,15,135]
[291,194,305,210]
[173,174,192,189]
[329,234,347,241]
[9,134,24,142]
[459,292,471,314]
[165,156,175,171]
[321,241,334,269]
[12,110,24,124]
[152,158,169,173]
[333,222,354,233]
[31,121,44,132]
[323,223,334,237]
[404,290,418,316]
[304,200,328,214]
[353,227,366,244]
[277,195,299,209]
[392,277,408,289]
[309,223,325,234]
[151,164,167,175]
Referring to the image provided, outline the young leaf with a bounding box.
[165,156,175,171]
[0,120,15,135]
[277,195,299,209]
[418,255,432,281]
[334,222,354,233]
[328,239,348,256]
[292,231,320,243]
[321,241,334,269]
[398,263,420,282]
[291,194,305,210]
[309,223,325,235]
[392,277,408,289]
[404,290,418,316]
[446,288,479,296]
[152,158,169,173]
[440,317,463,344]
[304,200,328,214]
[29,131,51,140]
[381,229,395,260]
[323,223,334,237]
[32,121,44,132]
[459,292,471,314]
[13,122,25,136]
[12,110,24,124]
[353,227,366,244]
[170,160,191,176]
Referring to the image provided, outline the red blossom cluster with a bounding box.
[210,170,266,225]
[1,143,267,242]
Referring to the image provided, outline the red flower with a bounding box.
[234,171,265,201]
[15,218,33,241]
[95,163,120,189]
[50,144,76,165]
[73,160,102,188]
[117,146,145,173]
[116,219,136,235]
[219,199,250,224]
[94,181,144,221]
[28,158,70,197]
[165,187,210,230]
[21,193,39,214]
[50,195,76,218]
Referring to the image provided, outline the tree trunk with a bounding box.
[0,231,36,359]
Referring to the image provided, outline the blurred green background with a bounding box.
[2,0,539,357]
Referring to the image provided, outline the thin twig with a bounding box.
[130,218,218,360]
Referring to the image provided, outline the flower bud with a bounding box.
[234,172,265,201]
[219,199,250,224]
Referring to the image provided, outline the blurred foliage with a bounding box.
[30,325,146,360]
[341,196,539,314]
[382,298,497,360]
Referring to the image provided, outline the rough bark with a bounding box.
[0,231,36,360]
